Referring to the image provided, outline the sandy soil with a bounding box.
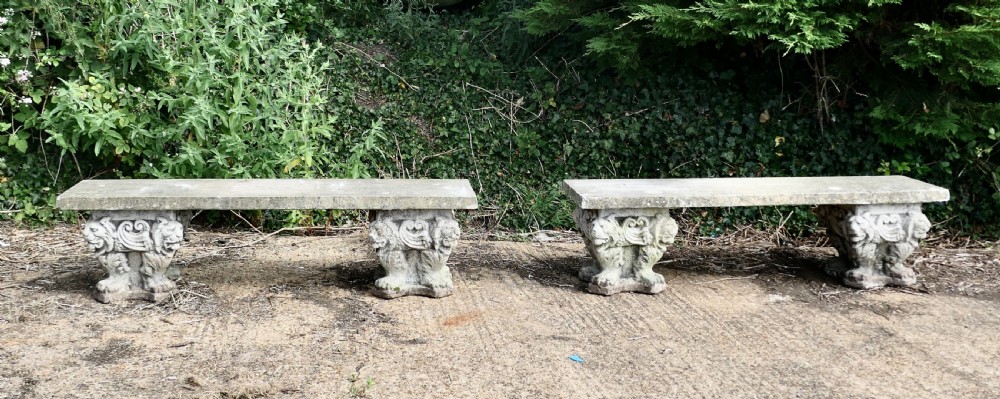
[1,224,998,398]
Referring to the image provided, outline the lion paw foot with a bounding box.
[143,275,176,293]
[636,270,665,287]
[97,275,131,294]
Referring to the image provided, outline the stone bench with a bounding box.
[56,179,478,302]
[562,176,950,295]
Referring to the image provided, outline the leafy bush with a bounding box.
[2,0,995,238]
[300,1,892,233]
[1,0,380,222]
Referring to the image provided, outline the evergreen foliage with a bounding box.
[1,0,996,237]
[519,0,1000,235]
[1,0,381,223]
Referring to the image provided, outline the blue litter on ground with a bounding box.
[568,355,584,363]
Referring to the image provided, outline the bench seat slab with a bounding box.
[562,176,949,209]
[573,208,679,295]
[57,179,478,211]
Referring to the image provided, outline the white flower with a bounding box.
[18,96,32,104]
[0,16,8,25]
[15,69,30,82]
[0,57,9,67]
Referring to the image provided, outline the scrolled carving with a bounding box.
[369,210,460,299]
[398,219,433,250]
[117,220,154,252]
[81,212,186,302]
[622,217,653,246]
[575,209,678,295]
[816,204,931,289]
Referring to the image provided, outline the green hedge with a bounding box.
[301,2,976,235]
[1,1,994,237]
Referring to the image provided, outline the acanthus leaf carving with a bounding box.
[622,217,652,246]
[116,220,154,252]
[398,219,433,250]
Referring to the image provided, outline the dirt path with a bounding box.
[1,225,998,398]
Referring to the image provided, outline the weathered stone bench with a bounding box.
[56,179,478,302]
[562,176,950,295]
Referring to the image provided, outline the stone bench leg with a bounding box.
[815,204,931,289]
[574,208,679,295]
[82,211,186,303]
[369,210,460,299]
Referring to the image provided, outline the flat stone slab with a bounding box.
[562,176,950,209]
[57,179,479,210]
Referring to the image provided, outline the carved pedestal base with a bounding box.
[815,204,930,289]
[369,210,460,299]
[574,209,679,295]
[82,211,186,303]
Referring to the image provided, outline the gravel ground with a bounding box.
[1,223,998,398]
